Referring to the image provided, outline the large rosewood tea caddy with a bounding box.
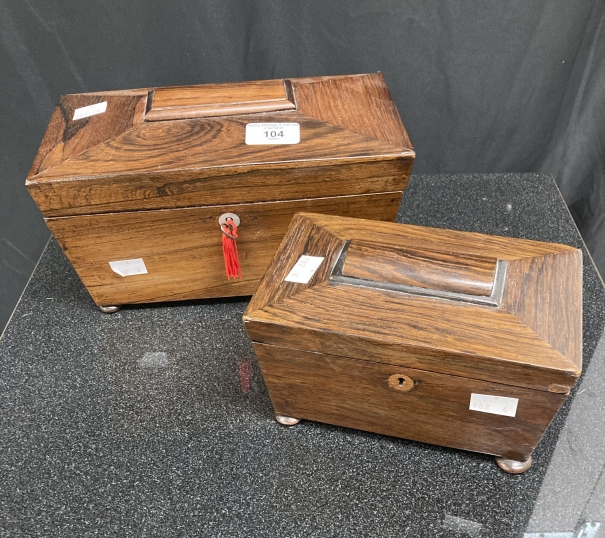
[243,213,583,473]
[26,74,414,311]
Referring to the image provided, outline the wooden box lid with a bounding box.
[26,73,414,217]
[244,213,583,393]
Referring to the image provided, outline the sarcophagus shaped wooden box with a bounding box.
[243,213,583,473]
[26,73,414,310]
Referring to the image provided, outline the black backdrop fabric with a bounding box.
[1,0,604,333]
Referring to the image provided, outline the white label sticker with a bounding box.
[245,123,300,145]
[284,255,324,284]
[73,101,107,120]
[109,258,148,277]
[469,393,518,417]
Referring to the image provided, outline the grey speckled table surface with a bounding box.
[1,174,604,538]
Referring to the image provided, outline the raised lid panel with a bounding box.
[145,80,295,121]
[340,240,497,297]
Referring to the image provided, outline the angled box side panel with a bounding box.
[502,250,583,374]
[245,213,347,315]
[27,93,147,179]
[291,72,414,152]
[30,111,406,183]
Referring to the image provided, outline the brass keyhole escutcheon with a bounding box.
[388,373,415,392]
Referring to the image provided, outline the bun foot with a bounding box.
[495,455,532,474]
[275,414,301,426]
[98,305,121,313]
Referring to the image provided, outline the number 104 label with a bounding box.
[245,123,300,145]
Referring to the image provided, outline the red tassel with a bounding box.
[221,218,242,279]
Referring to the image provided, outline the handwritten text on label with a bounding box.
[284,255,324,284]
[469,393,518,417]
[109,258,148,277]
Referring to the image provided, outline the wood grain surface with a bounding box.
[253,343,568,461]
[341,240,498,296]
[502,251,583,369]
[29,94,147,177]
[47,194,400,306]
[244,213,583,392]
[292,73,412,149]
[27,75,414,305]
[146,80,295,120]
[28,147,411,219]
[30,110,406,181]
[27,74,414,217]
[27,111,412,216]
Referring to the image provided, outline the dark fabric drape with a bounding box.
[1,0,603,332]
[539,3,605,275]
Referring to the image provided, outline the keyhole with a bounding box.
[388,373,415,393]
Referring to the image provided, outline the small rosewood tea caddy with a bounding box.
[26,73,414,311]
[243,213,583,473]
